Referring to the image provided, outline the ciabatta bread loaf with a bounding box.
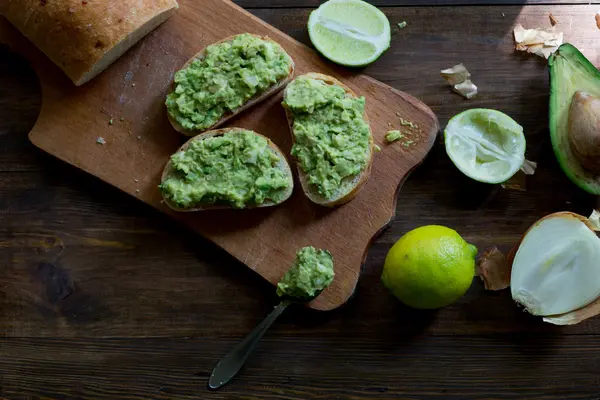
[1,0,178,85]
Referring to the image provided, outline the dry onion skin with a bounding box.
[513,24,563,59]
[440,64,478,99]
[479,210,600,325]
[477,246,511,291]
[500,160,538,191]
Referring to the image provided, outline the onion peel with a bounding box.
[477,246,511,291]
[440,64,478,99]
[501,160,537,191]
[543,295,600,325]
[513,24,563,59]
[588,209,600,231]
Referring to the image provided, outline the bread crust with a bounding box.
[160,127,294,212]
[282,73,374,207]
[167,34,295,136]
[1,0,178,86]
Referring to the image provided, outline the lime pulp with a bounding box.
[307,0,391,67]
[444,108,526,184]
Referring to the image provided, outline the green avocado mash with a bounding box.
[276,246,334,299]
[282,77,371,199]
[166,34,293,131]
[159,130,290,209]
[385,130,403,143]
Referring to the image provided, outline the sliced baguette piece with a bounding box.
[1,0,178,86]
[160,127,294,212]
[282,73,374,207]
[167,34,295,136]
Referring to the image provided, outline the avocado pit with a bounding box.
[568,91,600,175]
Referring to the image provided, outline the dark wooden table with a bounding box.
[2,1,600,399]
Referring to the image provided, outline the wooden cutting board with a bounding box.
[0,0,439,311]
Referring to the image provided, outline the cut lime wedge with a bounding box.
[444,109,526,184]
[307,0,391,67]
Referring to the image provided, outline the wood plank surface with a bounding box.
[1,2,600,399]
[2,0,439,312]
[2,336,600,399]
[237,0,600,7]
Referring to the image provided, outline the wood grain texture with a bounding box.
[236,0,600,7]
[1,2,600,399]
[0,0,439,311]
[3,336,600,399]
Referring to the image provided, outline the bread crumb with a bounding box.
[549,13,558,26]
[132,83,136,87]
[596,13,600,30]
[399,118,419,129]
[136,189,140,193]
[96,137,106,145]
[134,178,139,183]
[397,21,407,29]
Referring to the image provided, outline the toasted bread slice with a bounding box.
[282,73,374,207]
[167,34,295,136]
[161,128,294,211]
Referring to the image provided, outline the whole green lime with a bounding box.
[382,225,477,309]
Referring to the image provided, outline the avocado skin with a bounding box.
[549,43,600,195]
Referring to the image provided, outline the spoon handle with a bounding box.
[208,301,291,390]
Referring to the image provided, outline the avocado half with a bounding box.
[549,43,600,195]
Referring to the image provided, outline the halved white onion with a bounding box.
[510,212,600,317]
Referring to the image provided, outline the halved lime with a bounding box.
[307,0,391,67]
[444,109,526,184]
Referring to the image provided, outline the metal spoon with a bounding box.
[208,292,320,390]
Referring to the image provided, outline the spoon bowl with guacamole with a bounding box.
[208,246,334,390]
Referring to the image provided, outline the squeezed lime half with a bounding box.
[444,109,526,184]
[307,0,391,67]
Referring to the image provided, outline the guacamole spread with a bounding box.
[160,130,290,209]
[166,34,293,131]
[282,77,371,199]
[276,246,334,299]
[385,130,403,143]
